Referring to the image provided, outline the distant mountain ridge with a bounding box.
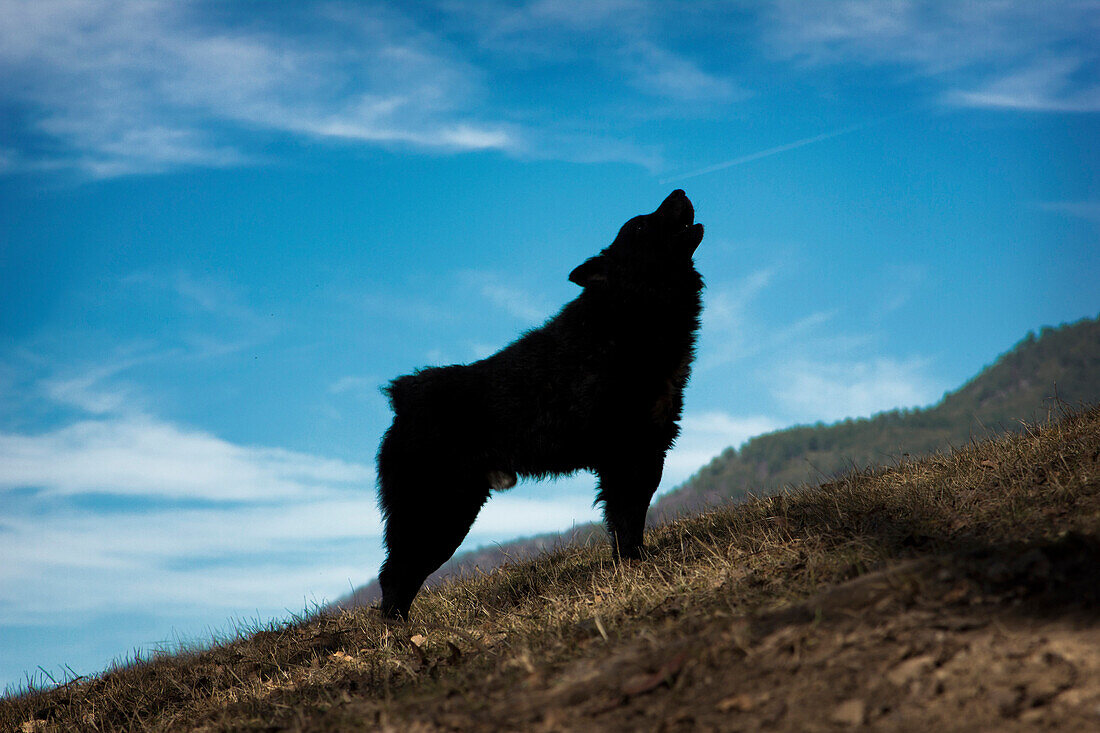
[655,314,1100,517]
[340,314,1100,609]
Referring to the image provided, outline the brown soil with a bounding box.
[361,546,1100,732]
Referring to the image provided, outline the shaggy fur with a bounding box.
[376,190,705,619]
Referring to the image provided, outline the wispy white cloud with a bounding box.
[0,0,515,176]
[0,415,373,501]
[772,356,942,423]
[120,270,279,358]
[764,0,1100,112]
[464,270,554,323]
[491,0,646,33]
[470,342,500,360]
[357,289,459,325]
[0,495,381,620]
[40,359,146,415]
[467,492,602,536]
[480,283,552,323]
[3,0,1092,178]
[947,56,1100,112]
[328,375,379,397]
[449,0,649,53]
[877,263,927,313]
[695,270,771,370]
[440,0,742,105]
[163,271,251,317]
[619,40,744,103]
[0,0,733,178]
[702,268,775,334]
[697,268,839,370]
[662,411,782,491]
[1,352,381,627]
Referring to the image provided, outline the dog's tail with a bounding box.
[382,365,471,416]
[382,374,430,416]
[381,375,412,414]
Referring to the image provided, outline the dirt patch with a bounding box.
[337,541,1100,731]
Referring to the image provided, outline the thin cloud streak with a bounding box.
[660,118,889,183]
[1034,201,1100,225]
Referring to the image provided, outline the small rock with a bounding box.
[1026,651,1076,703]
[831,699,866,726]
[717,693,756,712]
[886,654,935,687]
[992,688,1022,718]
[1020,707,1046,724]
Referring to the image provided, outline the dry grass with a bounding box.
[4,404,1099,731]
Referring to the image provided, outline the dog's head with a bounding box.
[569,189,704,289]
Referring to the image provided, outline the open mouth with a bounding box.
[680,222,704,255]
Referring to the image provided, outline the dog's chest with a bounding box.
[651,351,693,424]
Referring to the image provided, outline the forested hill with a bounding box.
[654,314,1100,517]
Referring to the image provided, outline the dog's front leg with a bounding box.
[596,454,664,560]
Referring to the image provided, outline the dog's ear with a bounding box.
[568,255,609,287]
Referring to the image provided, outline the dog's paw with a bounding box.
[614,544,649,562]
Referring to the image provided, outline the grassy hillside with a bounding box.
[656,314,1100,516]
[5,405,1099,730]
[343,315,1100,607]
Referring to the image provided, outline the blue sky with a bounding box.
[1,0,1098,690]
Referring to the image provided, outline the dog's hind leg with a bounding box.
[377,427,490,619]
[596,454,664,560]
[378,479,488,620]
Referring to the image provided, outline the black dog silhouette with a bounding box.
[376,190,705,619]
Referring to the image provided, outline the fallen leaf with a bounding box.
[621,652,688,697]
[941,584,971,604]
[887,654,935,686]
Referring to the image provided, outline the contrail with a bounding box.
[659,117,890,184]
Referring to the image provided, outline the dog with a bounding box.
[376,190,704,619]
